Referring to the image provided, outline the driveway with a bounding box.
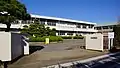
[8,39,108,68]
[29,39,85,52]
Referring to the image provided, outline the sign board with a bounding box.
[108,32,114,39]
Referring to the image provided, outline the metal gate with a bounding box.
[103,36,108,49]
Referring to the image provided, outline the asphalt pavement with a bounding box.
[43,53,120,68]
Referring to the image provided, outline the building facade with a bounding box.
[0,14,98,36]
[95,24,116,37]
[95,24,116,49]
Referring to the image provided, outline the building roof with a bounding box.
[96,23,117,27]
[30,14,97,25]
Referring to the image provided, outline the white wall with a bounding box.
[0,22,97,32]
[0,32,11,61]
[85,33,103,51]
[0,32,29,62]
[22,36,29,55]
[0,23,29,29]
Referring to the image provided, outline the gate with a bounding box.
[103,36,108,49]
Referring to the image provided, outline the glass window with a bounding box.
[83,25,86,28]
[103,26,108,29]
[47,22,56,26]
[88,25,93,28]
[40,21,45,24]
[67,33,73,35]
[96,27,102,30]
[58,32,65,35]
[11,21,19,24]
[77,25,81,28]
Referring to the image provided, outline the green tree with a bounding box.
[0,0,30,32]
[21,22,56,37]
[113,25,120,47]
[50,28,56,36]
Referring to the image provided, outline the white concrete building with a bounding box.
[0,14,98,36]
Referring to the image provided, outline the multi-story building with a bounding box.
[0,14,98,36]
[95,24,116,48]
[95,24,116,37]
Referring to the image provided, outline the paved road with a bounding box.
[60,53,120,68]
[30,39,85,52]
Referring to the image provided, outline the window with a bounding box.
[40,21,45,24]
[60,22,66,24]
[67,33,73,35]
[58,32,65,35]
[82,25,86,28]
[88,25,93,28]
[11,21,19,24]
[47,22,56,26]
[103,26,108,29]
[96,27,102,30]
[77,25,81,28]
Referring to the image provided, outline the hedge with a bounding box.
[73,36,84,39]
[61,36,72,39]
[29,36,63,42]
[61,36,84,39]
[29,36,84,42]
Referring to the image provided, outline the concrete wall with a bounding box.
[0,32,11,61]
[11,33,23,60]
[85,34,103,51]
[0,32,29,62]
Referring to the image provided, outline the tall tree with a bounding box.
[0,0,30,32]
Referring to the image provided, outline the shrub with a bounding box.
[61,36,72,39]
[49,36,63,42]
[73,36,84,39]
[57,36,63,41]
[29,36,63,42]
[29,36,41,42]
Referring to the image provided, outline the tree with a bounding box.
[50,28,56,36]
[113,24,120,47]
[0,0,30,32]
[21,22,56,37]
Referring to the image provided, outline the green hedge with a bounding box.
[61,36,84,39]
[29,36,63,42]
[29,36,84,42]
[61,36,72,39]
[73,36,84,39]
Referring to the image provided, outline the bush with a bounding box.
[61,36,72,39]
[29,36,63,42]
[61,36,84,39]
[57,36,63,41]
[49,36,63,42]
[29,36,41,42]
[73,36,84,39]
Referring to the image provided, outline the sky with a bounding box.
[20,0,120,25]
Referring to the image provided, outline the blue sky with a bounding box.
[20,0,120,24]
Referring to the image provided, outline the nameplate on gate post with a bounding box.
[108,32,114,39]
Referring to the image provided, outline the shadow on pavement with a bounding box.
[29,46,44,54]
[109,46,120,53]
